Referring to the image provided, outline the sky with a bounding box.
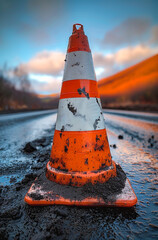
[0,0,158,95]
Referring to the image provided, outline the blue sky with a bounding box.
[0,0,158,94]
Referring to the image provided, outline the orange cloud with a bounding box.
[18,51,65,75]
[93,44,158,78]
[115,44,158,65]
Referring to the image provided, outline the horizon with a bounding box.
[0,0,158,95]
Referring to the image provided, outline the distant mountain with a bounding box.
[28,55,158,112]
[37,93,59,109]
[38,93,59,99]
[98,54,158,110]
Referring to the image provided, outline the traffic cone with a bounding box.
[25,24,137,207]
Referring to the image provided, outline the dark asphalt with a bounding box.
[0,110,158,240]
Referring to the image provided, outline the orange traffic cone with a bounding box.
[25,24,137,207]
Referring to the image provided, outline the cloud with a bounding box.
[18,51,65,75]
[15,42,157,94]
[17,43,157,83]
[30,75,62,94]
[94,44,158,79]
[103,18,151,47]
[115,44,158,65]
[93,53,116,78]
[150,25,158,44]
[93,53,114,67]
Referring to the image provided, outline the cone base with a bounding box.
[24,171,137,207]
[46,161,116,187]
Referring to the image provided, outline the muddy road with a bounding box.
[0,110,158,240]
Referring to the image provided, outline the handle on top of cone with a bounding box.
[46,24,116,186]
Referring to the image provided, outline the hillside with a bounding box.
[98,54,158,110]
[38,93,59,99]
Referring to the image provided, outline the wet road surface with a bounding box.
[0,110,57,185]
[104,110,158,240]
[0,109,158,239]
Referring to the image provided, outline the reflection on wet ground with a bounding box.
[0,110,158,239]
[103,109,158,123]
[104,113,158,240]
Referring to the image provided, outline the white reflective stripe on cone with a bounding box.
[63,51,96,82]
[56,98,105,131]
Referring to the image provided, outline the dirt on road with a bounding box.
[0,134,135,240]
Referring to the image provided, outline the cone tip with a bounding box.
[73,23,84,33]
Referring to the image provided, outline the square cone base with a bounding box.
[24,172,137,207]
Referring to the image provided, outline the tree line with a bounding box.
[0,71,59,111]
